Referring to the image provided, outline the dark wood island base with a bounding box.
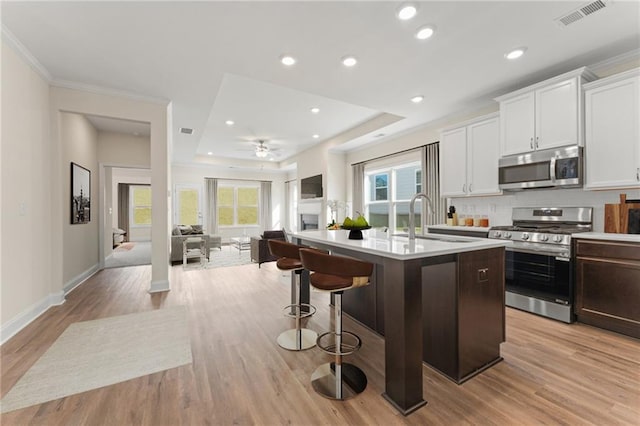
[292,231,507,416]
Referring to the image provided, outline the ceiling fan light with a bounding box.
[255,150,268,158]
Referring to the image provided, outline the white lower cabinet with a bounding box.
[440,114,501,197]
[584,69,640,190]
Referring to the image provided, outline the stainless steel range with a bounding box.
[488,207,593,323]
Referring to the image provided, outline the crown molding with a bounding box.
[588,48,640,74]
[1,24,52,82]
[51,79,169,105]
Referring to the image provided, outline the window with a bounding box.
[374,173,388,200]
[217,184,260,227]
[131,186,151,227]
[175,185,201,225]
[364,160,423,232]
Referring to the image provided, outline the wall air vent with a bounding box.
[179,127,193,135]
[555,0,609,27]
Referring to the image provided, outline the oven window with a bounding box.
[506,251,572,303]
[555,157,579,180]
[499,161,550,184]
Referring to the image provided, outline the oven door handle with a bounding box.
[506,245,569,260]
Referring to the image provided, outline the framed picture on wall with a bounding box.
[71,162,91,224]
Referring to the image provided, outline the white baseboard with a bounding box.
[1,291,65,346]
[149,279,170,293]
[1,263,100,345]
[64,263,100,295]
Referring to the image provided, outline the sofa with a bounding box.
[250,230,287,267]
[171,225,221,264]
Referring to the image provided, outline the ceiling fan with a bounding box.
[254,140,270,158]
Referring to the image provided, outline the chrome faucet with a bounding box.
[409,192,435,241]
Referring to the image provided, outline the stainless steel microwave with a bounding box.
[499,146,583,191]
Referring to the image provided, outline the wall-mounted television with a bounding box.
[300,174,323,199]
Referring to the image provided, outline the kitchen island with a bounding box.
[290,229,508,415]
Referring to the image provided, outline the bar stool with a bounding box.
[299,248,373,400]
[268,239,317,351]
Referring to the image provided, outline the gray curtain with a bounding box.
[284,180,293,231]
[117,183,130,242]
[205,178,218,235]
[423,143,445,226]
[260,181,272,231]
[351,162,365,218]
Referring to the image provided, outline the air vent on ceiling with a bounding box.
[555,0,609,27]
[179,127,193,135]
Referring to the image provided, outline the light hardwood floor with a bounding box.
[1,262,639,425]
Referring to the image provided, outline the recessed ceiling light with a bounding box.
[342,56,357,67]
[397,4,417,20]
[411,95,424,103]
[310,107,320,114]
[505,47,527,60]
[280,55,296,66]
[312,134,320,139]
[415,25,435,40]
[225,120,234,126]
[207,152,213,156]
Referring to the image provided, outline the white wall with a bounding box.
[61,112,99,286]
[1,40,56,331]
[172,164,287,241]
[98,131,150,166]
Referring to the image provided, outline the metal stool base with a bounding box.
[311,362,367,400]
[277,328,318,351]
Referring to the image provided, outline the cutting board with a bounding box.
[605,194,640,234]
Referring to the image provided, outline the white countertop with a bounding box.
[428,224,490,232]
[291,229,509,260]
[572,232,640,243]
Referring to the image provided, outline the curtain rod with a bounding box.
[350,141,438,166]
[205,177,271,183]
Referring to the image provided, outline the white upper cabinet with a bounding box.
[584,69,640,190]
[496,67,597,157]
[440,113,501,197]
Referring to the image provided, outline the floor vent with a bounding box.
[555,0,608,27]
[179,127,193,135]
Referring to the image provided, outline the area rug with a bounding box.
[114,242,135,251]
[205,245,252,269]
[0,306,192,413]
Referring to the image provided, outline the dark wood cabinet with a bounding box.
[575,238,640,339]
[334,246,505,384]
[422,248,505,383]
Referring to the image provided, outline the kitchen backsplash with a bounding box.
[448,188,640,232]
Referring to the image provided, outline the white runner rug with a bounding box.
[1,306,192,413]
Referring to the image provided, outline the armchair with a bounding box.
[250,230,286,267]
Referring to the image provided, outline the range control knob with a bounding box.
[504,232,512,239]
[494,231,502,238]
[540,234,549,242]
[521,233,530,241]
[553,235,563,243]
